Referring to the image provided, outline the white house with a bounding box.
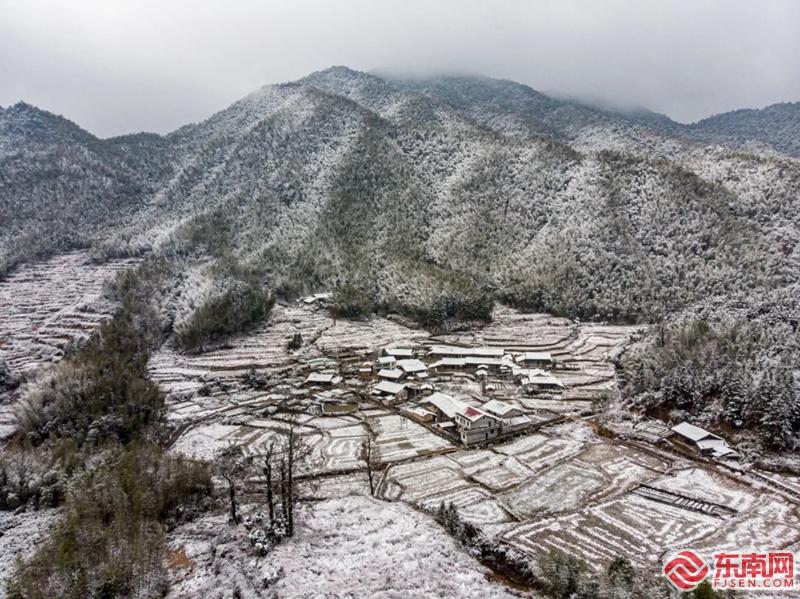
[377,356,397,369]
[454,406,502,445]
[671,422,739,459]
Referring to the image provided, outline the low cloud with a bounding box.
[1,0,798,137]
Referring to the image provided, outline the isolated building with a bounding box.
[671,422,739,459]
[521,372,564,393]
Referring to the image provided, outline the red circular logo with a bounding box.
[663,550,709,591]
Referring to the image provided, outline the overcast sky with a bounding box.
[1,0,798,138]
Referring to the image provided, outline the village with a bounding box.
[1,257,798,594]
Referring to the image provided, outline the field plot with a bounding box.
[691,497,800,554]
[372,414,452,461]
[495,433,586,474]
[0,252,136,376]
[647,467,759,512]
[382,455,514,526]
[503,492,721,568]
[575,442,669,489]
[500,463,607,518]
[433,308,574,350]
[315,316,429,356]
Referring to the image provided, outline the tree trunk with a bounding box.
[279,459,288,526]
[287,427,295,536]
[264,444,274,526]
[365,438,375,496]
[226,476,238,524]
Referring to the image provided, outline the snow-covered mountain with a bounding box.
[2,66,799,325]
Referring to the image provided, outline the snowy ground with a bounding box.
[0,252,136,438]
[3,255,800,595]
[0,509,58,598]
[166,497,530,599]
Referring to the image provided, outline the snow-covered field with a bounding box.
[0,252,137,438]
[2,255,799,594]
[165,497,528,599]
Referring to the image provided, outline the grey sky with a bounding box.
[1,0,798,138]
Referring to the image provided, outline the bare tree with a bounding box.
[360,418,380,497]
[215,444,246,524]
[262,442,275,526]
[255,414,320,538]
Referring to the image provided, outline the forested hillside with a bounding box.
[1,66,798,346]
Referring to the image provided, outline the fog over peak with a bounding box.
[1,0,798,137]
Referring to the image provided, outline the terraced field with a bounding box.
[0,252,137,376]
[0,252,137,437]
[5,257,794,576]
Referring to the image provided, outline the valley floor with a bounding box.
[1,253,799,598]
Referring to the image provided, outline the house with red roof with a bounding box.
[453,405,501,445]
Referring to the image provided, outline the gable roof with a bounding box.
[377,368,404,380]
[423,392,467,418]
[458,405,499,423]
[482,399,520,417]
[396,358,428,373]
[672,422,722,442]
[304,372,342,385]
[524,374,564,387]
[385,347,414,358]
[373,380,406,395]
[517,351,553,362]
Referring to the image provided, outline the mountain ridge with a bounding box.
[1,66,799,328]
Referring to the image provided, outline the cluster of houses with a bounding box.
[358,345,564,444]
[298,342,567,445]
